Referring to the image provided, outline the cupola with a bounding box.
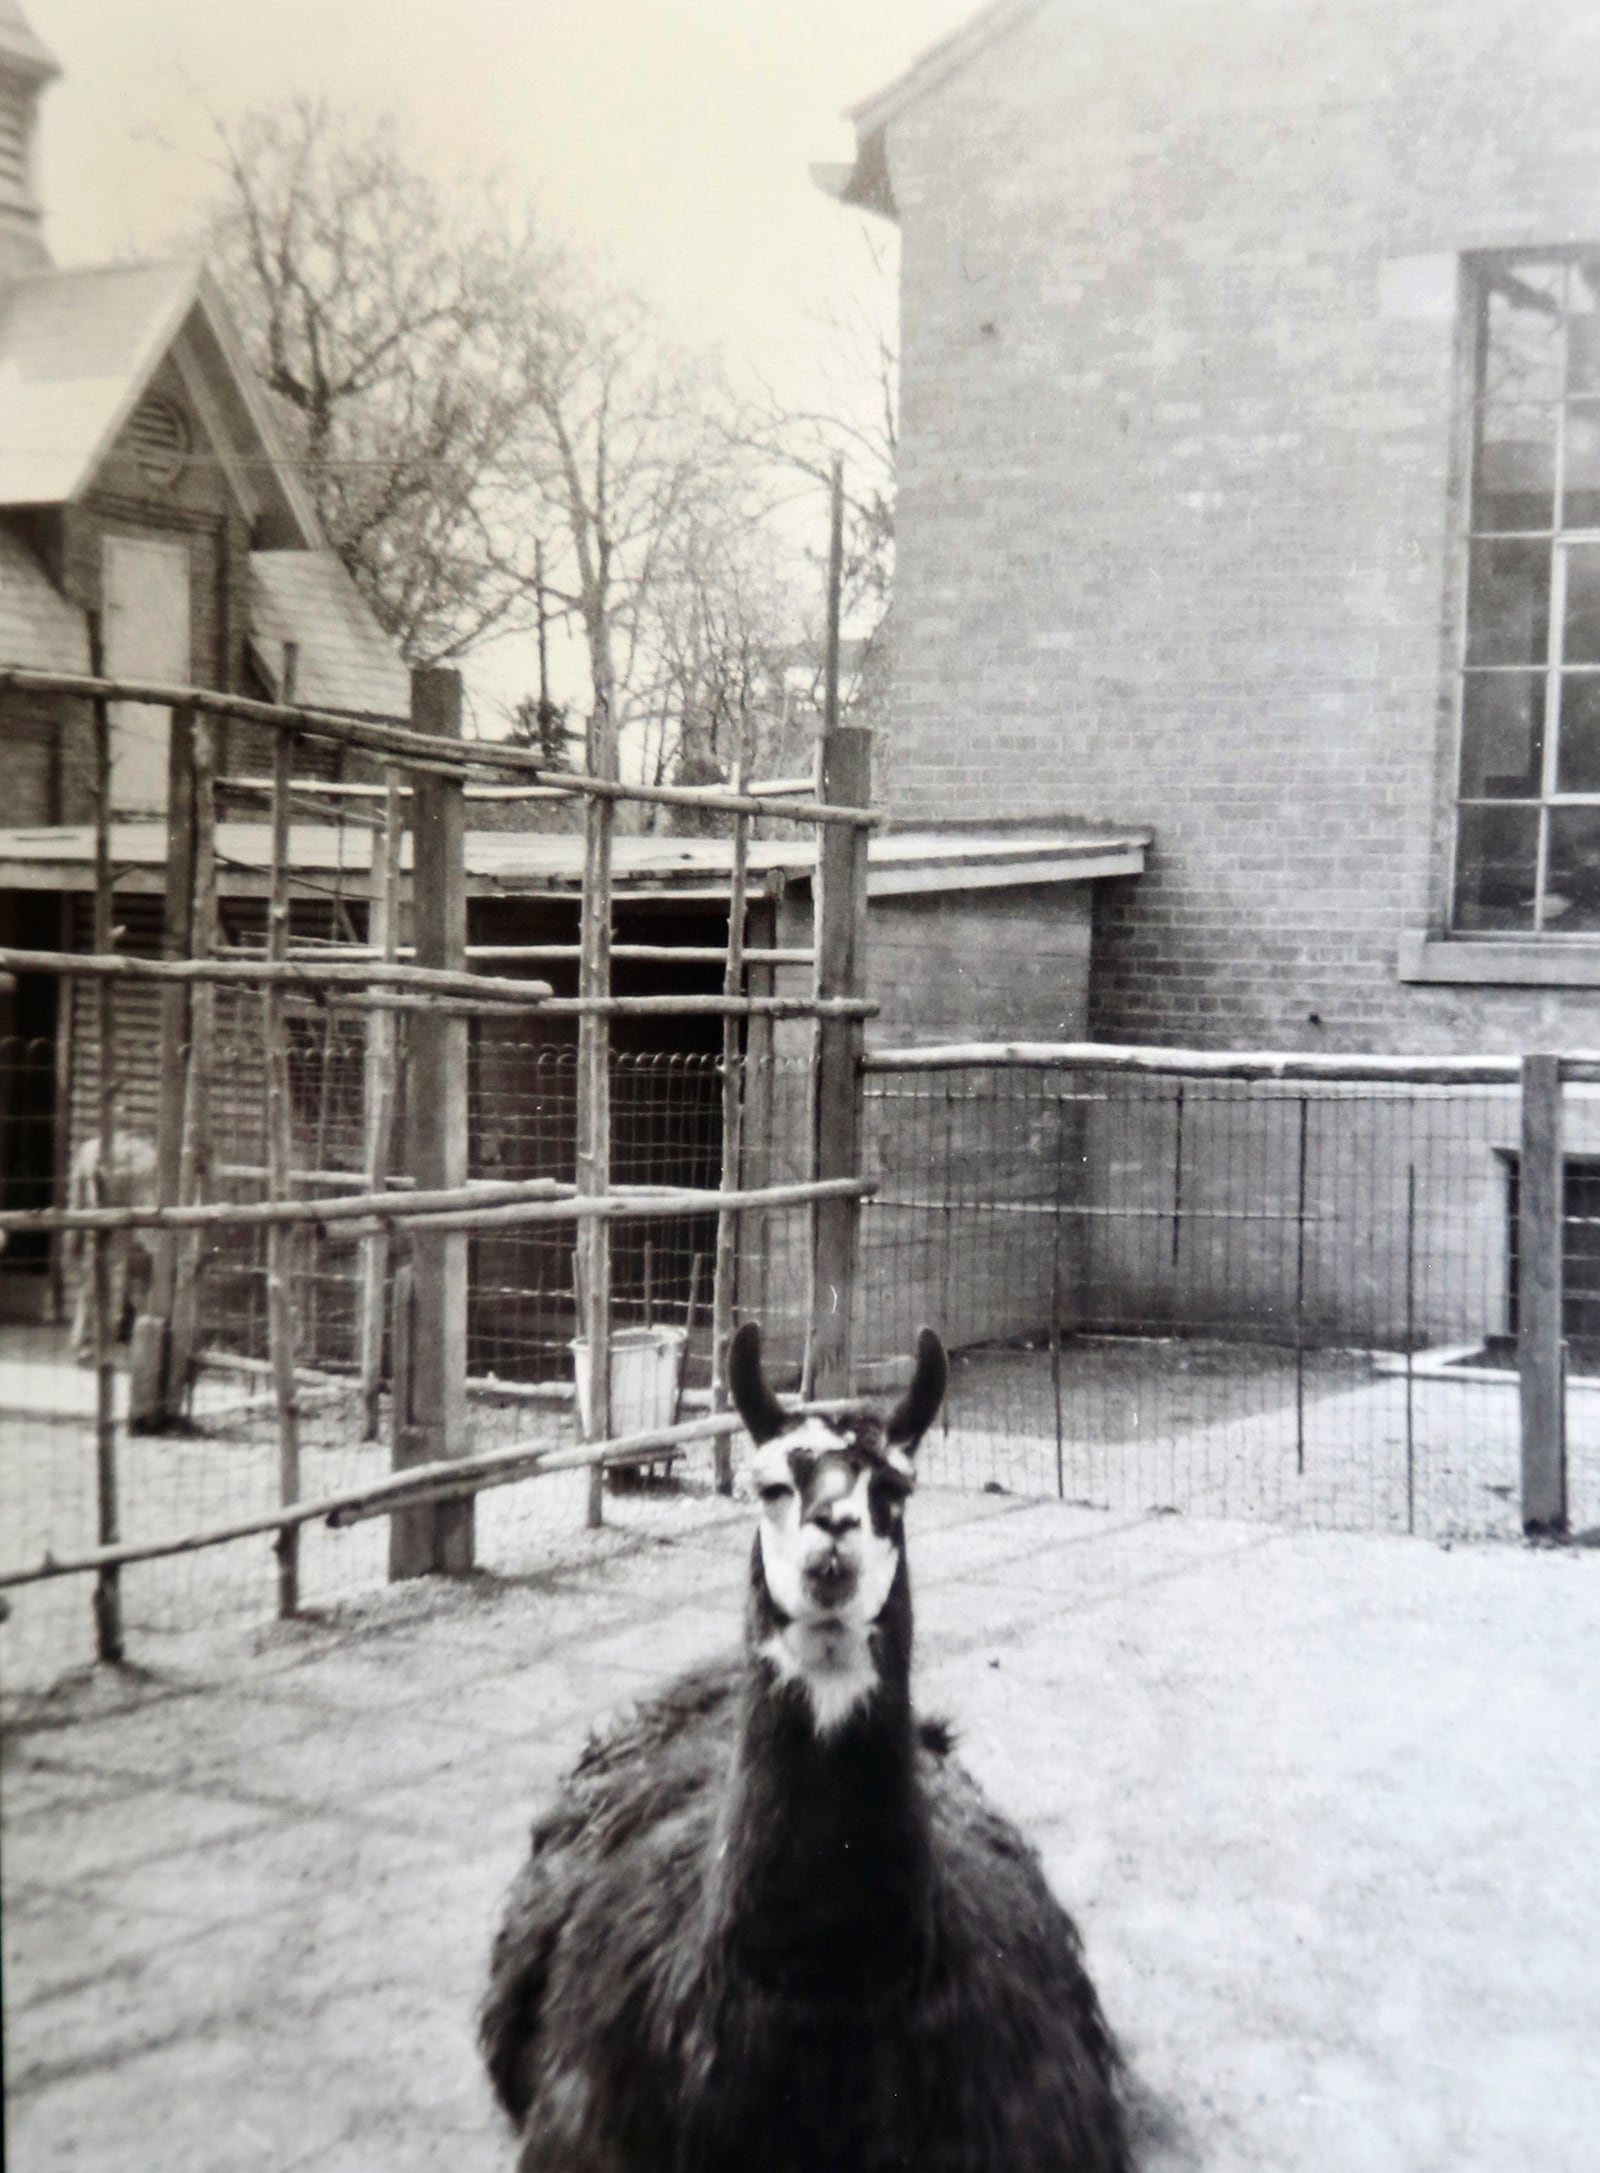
[0,0,59,281]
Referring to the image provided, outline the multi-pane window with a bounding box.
[1454,255,1600,934]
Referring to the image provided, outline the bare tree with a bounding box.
[728,225,898,727]
[202,99,555,664]
[202,100,832,782]
[508,274,782,785]
[633,505,801,816]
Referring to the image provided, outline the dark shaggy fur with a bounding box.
[481,1366,1131,2173]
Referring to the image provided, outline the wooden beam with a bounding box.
[130,705,195,1428]
[87,615,122,1664]
[216,944,819,966]
[0,667,878,824]
[861,1043,1540,1084]
[167,715,218,1409]
[0,1396,872,1590]
[0,947,553,1007]
[0,1173,572,1238]
[359,773,404,1439]
[264,715,301,1616]
[391,669,473,1578]
[1519,1053,1567,1535]
[711,757,750,1494]
[808,723,872,1400]
[577,697,616,1530]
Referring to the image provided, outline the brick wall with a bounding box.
[885,0,1600,1052]
[866,883,1092,1046]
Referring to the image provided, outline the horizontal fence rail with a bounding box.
[0,605,878,1689]
[0,1396,868,1593]
[0,949,873,1024]
[0,665,877,825]
[865,1040,1600,1085]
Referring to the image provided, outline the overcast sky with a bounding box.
[33,1,972,368]
[26,0,975,720]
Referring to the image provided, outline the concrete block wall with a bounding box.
[884,0,1600,1054]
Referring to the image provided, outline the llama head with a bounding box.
[730,1322,948,1733]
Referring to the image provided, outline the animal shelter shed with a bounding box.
[0,814,1146,1336]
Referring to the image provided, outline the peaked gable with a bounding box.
[0,259,319,544]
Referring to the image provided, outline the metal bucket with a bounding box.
[570,1324,687,1439]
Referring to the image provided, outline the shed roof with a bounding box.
[0,518,87,671]
[0,260,319,543]
[248,552,411,716]
[0,818,1148,899]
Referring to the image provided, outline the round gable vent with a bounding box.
[128,395,191,488]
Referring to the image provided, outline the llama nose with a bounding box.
[806,1488,859,1537]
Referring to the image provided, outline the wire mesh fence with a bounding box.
[0,1023,817,1691]
[858,1054,1600,1541]
[9,1016,1599,1695]
[466,1040,815,1392]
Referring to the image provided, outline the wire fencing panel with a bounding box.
[0,1028,821,1687]
[860,1056,1596,1540]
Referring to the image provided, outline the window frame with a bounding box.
[1451,248,1600,939]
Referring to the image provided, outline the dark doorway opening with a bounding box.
[1505,1152,1600,1373]
[0,891,63,1302]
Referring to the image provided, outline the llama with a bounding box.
[481,1321,1131,2173]
[67,1130,158,1360]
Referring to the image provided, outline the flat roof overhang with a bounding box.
[0,819,1149,903]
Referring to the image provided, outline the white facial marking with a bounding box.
[758,1629,880,1734]
[752,1420,906,1734]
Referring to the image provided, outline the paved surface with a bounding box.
[5,1492,1600,2171]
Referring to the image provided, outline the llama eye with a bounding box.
[758,1483,794,1506]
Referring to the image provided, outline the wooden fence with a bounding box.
[0,612,878,1656]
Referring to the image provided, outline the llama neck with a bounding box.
[708,1552,930,1993]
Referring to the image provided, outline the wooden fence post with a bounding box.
[359,773,403,1438]
[1519,1053,1567,1535]
[130,706,195,1429]
[87,618,122,1662]
[577,700,616,1528]
[807,725,871,1401]
[264,710,301,1615]
[390,669,472,1579]
[710,753,749,1493]
[168,712,217,1412]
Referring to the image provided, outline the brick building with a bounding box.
[816,0,1600,1356]
[820,0,1600,1054]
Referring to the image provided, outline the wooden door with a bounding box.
[102,535,190,815]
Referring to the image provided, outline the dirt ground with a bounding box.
[5,1492,1600,2173]
[8,1321,1599,1705]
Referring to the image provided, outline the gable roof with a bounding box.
[0,259,320,542]
[0,518,87,670]
[248,551,411,715]
[813,0,1049,220]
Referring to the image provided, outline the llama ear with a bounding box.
[885,1328,948,1452]
[729,1321,789,1445]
